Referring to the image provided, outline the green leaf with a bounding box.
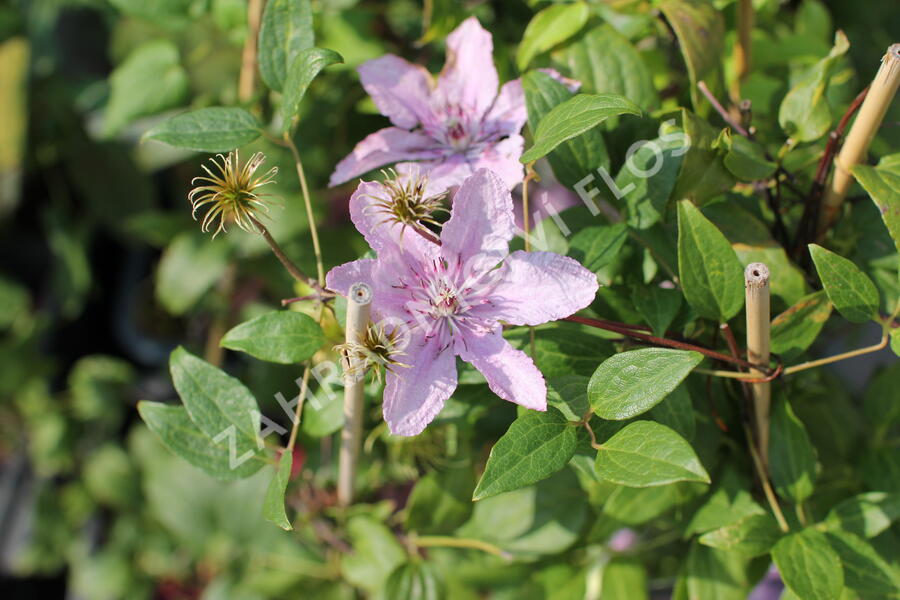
[772,528,844,600]
[600,558,648,600]
[770,291,833,356]
[258,0,314,92]
[279,48,344,133]
[618,134,687,230]
[137,402,264,481]
[721,132,777,181]
[457,469,587,558]
[520,94,641,163]
[677,200,745,321]
[546,375,590,422]
[602,483,683,525]
[825,530,900,599]
[263,451,292,530]
[699,514,782,557]
[516,2,589,71]
[506,323,615,378]
[825,492,900,539]
[104,40,188,136]
[658,0,726,118]
[671,109,735,204]
[589,348,702,420]
[551,24,658,111]
[384,563,442,600]
[169,347,261,458]
[650,384,695,441]
[473,409,578,500]
[340,516,407,593]
[221,311,324,364]
[406,466,474,535]
[156,232,231,315]
[144,107,262,152]
[631,285,682,337]
[865,362,900,441]
[770,399,818,503]
[595,421,710,487]
[567,224,628,273]
[853,157,900,254]
[683,542,756,600]
[521,70,609,187]
[809,244,880,323]
[686,469,765,535]
[779,31,850,142]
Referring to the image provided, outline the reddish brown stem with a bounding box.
[792,86,869,255]
[564,315,771,373]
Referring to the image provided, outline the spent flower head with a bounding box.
[363,168,448,238]
[188,150,279,237]
[337,320,410,384]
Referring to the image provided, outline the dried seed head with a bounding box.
[188,150,280,238]
[337,320,410,383]
[363,168,448,238]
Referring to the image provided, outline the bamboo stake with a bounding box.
[745,263,771,469]
[818,43,900,238]
[337,282,372,507]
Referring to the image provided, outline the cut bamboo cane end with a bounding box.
[348,282,373,307]
[744,263,770,288]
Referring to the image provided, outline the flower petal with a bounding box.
[383,330,458,436]
[469,135,525,191]
[358,55,435,129]
[329,127,441,187]
[479,250,599,326]
[397,155,473,197]
[440,169,515,275]
[324,258,376,297]
[457,326,546,410]
[436,17,498,120]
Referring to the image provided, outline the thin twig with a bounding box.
[412,535,512,560]
[563,315,772,373]
[253,218,321,290]
[284,133,326,284]
[782,334,888,375]
[744,423,790,533]
[287,365,312,452]
[698,80,751,138]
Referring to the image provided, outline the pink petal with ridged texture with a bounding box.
[383,331,458,436]
[396,155,472,197]
[477,250,599,326]
[457,326,546,410]
[440,169,515,276]
[436,17,498,120]
[324,259,376,297]
[470,135,525,191]
[358,55,435,129]
[329,127,441,187]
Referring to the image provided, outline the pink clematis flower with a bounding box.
[329,17,573,195]
[326,169,599,436]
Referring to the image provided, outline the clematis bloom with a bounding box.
[326,169,599,436]
[329,17,573,195]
